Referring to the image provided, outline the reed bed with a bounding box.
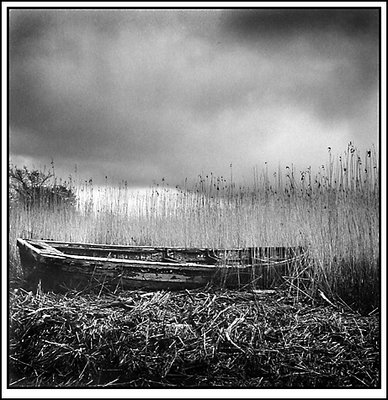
[8,144,380,313]
[9,286,379,388]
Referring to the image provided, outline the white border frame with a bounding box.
[2,2,386,399]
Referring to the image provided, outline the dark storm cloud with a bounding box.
[9,9,224,180]
[9,8,379,185]
[222,9,379,121]
[224,9,379,38]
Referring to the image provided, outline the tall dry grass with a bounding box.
[8,144,380,312]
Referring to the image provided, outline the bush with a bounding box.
[9,164,76,209]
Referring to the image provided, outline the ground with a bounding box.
[9,286,380,388]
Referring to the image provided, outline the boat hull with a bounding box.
[17,239,306,292]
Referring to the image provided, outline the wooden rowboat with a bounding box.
[17,238,306,292]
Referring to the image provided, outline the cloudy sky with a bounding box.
[9,7,380,186]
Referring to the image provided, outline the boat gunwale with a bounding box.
[30,238,305,253]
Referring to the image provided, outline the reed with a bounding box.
[9,288,379,388]
[8,144,380,313]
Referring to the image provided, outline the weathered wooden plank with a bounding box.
[28,240,65,255]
